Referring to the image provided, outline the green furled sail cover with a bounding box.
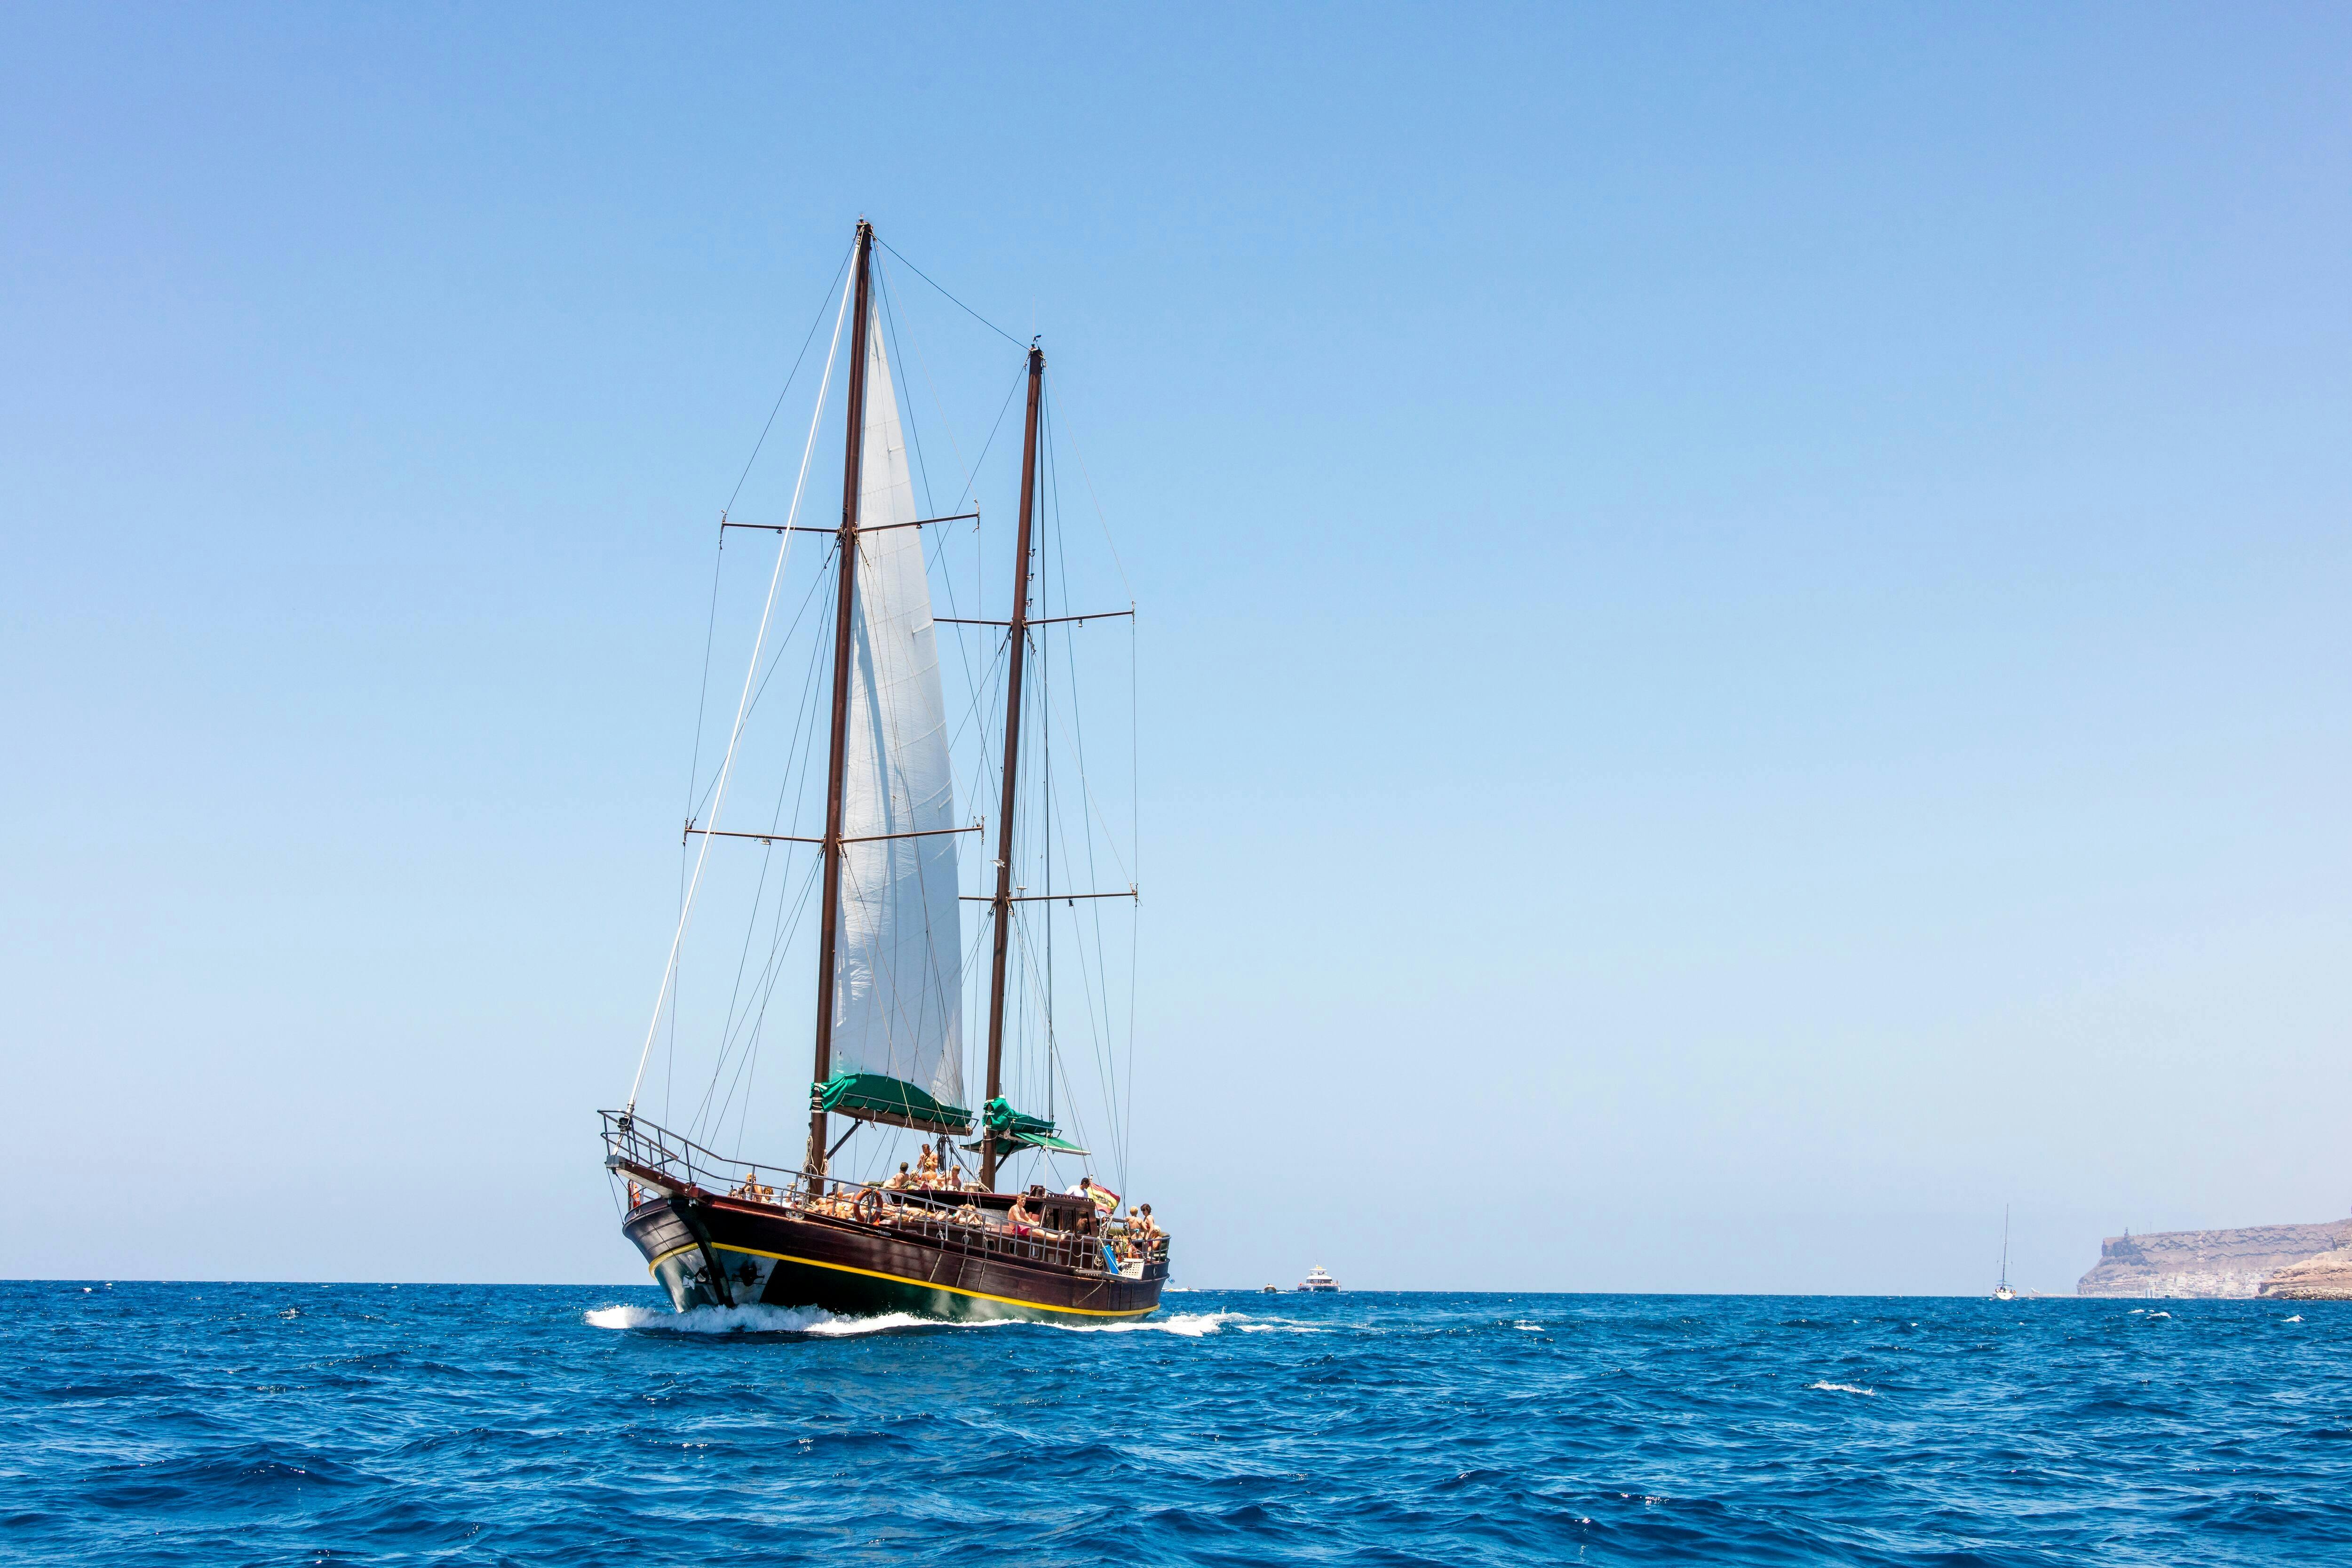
[962,1095,1090,1157]
[811,1072,973,1135]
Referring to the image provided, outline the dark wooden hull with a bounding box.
[621,1194,1166,1323]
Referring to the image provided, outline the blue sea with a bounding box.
[4,1282,2347,1565]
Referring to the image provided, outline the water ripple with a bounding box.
[2,1284,2348,1564]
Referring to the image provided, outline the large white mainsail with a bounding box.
[830,315,967,1117]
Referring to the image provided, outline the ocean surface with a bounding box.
[3,1282,2347,1565]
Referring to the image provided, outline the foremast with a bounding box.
[980,343,1046,1191]
[808,218,878,1185]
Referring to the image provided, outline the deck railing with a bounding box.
[600,1109,1168,1276]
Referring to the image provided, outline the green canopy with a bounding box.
[810,1072,973,1135]
[961,1095,1090,1158]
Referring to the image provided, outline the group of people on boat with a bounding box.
[773,1153,1168,1266]
[1006,1179,1167,1263]
[713,1131,1171,1267]
[1116,1202,1166,1261]
[880,1145,974,1193]
[734,1144,974,1209]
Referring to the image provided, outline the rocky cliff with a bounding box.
[2257,1246,2352,1301]
[2075,1218,2352,1298]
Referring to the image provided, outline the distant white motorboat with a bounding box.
[1993,1206,2017,1301]
[1297,1265,1338,1293]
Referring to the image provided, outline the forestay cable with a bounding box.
[627,264,856,1111]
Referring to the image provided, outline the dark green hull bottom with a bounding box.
[622,1194,1165,1324]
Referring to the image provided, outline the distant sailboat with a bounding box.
[1993,1206,2017,1301]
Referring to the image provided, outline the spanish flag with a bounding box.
[1083,1179,1119,1213]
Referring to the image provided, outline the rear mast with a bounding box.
[807,218,876,1187]
[980,342,1046,1191]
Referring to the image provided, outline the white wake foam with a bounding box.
[585,1303,1008,1336]
[584,1304,1253,1337]
[1807,1381,1875,1396]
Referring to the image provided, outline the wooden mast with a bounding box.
[808,218,876,1185]
[980,342,1045,1191]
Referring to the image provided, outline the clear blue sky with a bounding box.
[5,4,2348,1293]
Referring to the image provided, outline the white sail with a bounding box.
[830,315,967,1114]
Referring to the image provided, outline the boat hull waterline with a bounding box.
[623,1195,1166,1323]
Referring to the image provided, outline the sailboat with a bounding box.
[1993,1206,2016,1301]
[601,220,1164,1322]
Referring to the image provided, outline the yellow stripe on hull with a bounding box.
[645,1241,1155,1319]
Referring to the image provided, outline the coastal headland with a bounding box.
[2075,1218,2352,1298]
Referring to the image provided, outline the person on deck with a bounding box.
[914,1146,942,1185]
[1006,1192,1037,1239]
[884,1162,912,1191]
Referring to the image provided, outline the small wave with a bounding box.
[2147,1312,2171,1320]
[1053,1311,1238,1337]
[1514,1321,1542,1331]
[1808,1381,1875,1396]
[2285,1314,2304,1323]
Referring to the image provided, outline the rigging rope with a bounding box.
[695,585,834,1140]
[627,259,854,1112]
[723,242,856,518]
[874,235,1026,350]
